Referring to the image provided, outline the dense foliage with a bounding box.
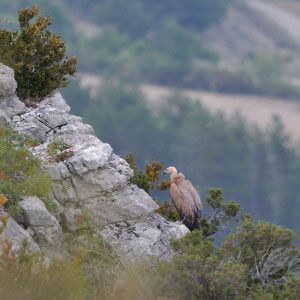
[0,5,77,101]
[0,126,51,212]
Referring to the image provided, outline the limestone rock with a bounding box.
[0,109,10,127]
[0,62,25,116]
[101,213,189,260]
[13,115,50,141]
[51,179,78,204]
[44,162,71,181]
[19,196,63,245]
[39,92,71,113]
[0,63,17,97]
[81,185,159,226]
[67,138,113,175]
[61,208,85,232]
[70,168,130,200]
[0,95,25,117]
[0,211,39,255]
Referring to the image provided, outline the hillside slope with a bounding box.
[80,73,300,145]
[204,0,300,75]
[142,84,300,145]
[204,3,286,63]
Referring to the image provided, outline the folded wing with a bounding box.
[170,180,202,230]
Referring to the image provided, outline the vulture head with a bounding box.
[164,166,177,180]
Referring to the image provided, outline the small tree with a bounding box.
[124,153,164,195]
[0,5,77,101]
[200,188,240,238]
[222,214,300,287]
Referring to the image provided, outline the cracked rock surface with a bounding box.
[0,63,188,258]
[19,196,63,245]
[0,210,40,255]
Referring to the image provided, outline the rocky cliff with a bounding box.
[0,63,188,259]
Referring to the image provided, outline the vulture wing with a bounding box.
[170,180,202,230]
[170,183,194,226]
[183,180,203,217]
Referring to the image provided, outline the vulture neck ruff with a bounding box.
[171,173,185,185]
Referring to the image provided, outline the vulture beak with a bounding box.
[163,170,167,175]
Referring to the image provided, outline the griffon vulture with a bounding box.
[164,166,202,231]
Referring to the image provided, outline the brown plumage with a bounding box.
[164,166,202,231]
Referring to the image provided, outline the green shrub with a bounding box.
[0,125,51,212]
[154,199,180,221]
[222,214,300,287]
[200,188,240,237]
[124,152,164,195]
[0,5,77,101]
[124,152,151,194]
[47,137,73,162]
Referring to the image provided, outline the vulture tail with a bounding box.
[193,217,201,231]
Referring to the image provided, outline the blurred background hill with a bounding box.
[1,0,300,234]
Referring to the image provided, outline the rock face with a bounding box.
[19,196,63,245]
[102,213,189,260]
[0,63,17,97]
[0,210,39,255]
[0,63,188,258]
